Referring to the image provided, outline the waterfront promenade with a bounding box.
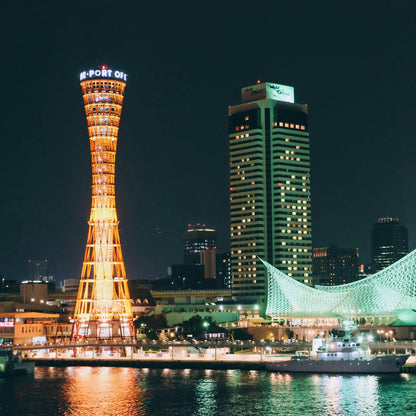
[13,339,416,373]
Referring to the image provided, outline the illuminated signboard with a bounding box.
[266,83,294,103]
[0,322,14,327]
[241,82,294,104]
[80,67,127,82]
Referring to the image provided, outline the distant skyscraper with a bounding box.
[229,82,312,309]
[371,217,408,272]
[183,224,217,265]
[313,246,359,286]
[169,224,218,290]
[27,259,51,282]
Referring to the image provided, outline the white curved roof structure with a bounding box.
[262,249,416,317]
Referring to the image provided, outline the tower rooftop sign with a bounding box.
[80,67,127,81]
[241,82,294,104]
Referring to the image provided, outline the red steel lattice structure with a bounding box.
[72,66,134,341]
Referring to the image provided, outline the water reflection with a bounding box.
[62,367,146,416]
[318,375,380,415]
[307,374,381,416]
[322,376,343,415]
[270,372,293,386]
[195,378,217,416]
[2,367,414,416]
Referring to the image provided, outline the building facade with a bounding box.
[215,249,231,289]
[313,246,359,286]
[371,217,408,272]
[26,259,53,282]
[0,312,61,345]
[229,82,312,310]
[183,224,217,265]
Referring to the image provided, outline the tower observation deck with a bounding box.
[72,66,134,341]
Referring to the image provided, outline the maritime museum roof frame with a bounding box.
[263,249,416,318]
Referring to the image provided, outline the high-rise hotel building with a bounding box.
[229,82,312,309]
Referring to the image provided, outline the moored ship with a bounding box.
[266,321,409,374]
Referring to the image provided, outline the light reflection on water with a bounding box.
[62,366,146,416]
[195,378,217,416]
[0,367,414,416]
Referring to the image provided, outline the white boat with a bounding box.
[266,321,409,374]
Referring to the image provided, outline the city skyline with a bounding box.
[2,2,416,281]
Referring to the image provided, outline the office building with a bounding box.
[183,224,217,265]
[27,259,53,282]
[169,225,219,290]
[371,217,408,272]
[229,82,312,309]
[313,246,359,286]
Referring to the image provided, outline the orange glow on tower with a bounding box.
[72,67,134,341]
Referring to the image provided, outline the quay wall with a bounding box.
[30,357,416,373]
[32,358,266,371]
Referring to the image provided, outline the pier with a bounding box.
[10,339,416,373]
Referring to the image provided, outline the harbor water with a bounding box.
[1,366,415,416]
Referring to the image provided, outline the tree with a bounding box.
[178,315,223,338]
[134,315,167,330]
[147,330,159,341]
[134,314,167,340]
[284,328,294,339]
[229,328,252,341]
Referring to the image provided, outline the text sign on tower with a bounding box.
[80,68,127,81]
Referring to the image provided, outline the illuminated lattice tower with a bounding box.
[72,66,134,341]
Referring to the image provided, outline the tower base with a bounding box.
[71,319,135,342]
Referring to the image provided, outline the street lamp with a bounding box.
[376,329,384,341]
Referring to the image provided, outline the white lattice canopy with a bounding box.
[263,249,416,317]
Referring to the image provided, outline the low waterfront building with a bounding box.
[131,288,156,316]
[151,289,238,326]
[56,279,80,293]
[0,312,60,345]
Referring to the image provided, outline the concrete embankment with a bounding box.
[31,358,416,373]
[32,358,267,371]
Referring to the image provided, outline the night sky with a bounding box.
[2,1,416,281]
